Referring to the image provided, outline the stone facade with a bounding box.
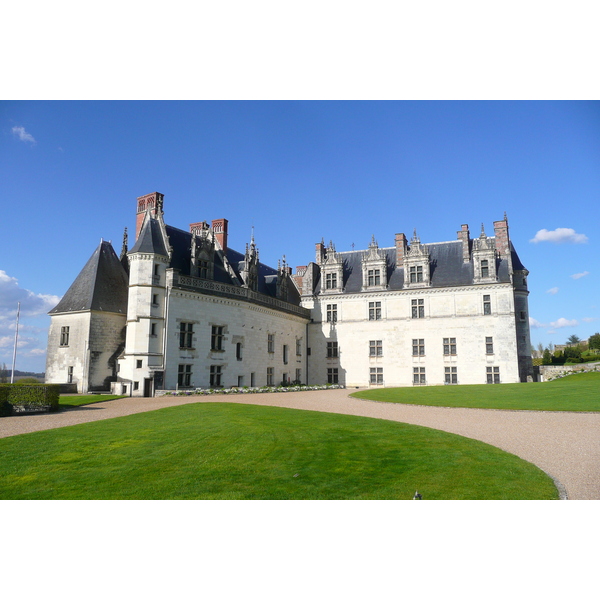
[47,192,533,395]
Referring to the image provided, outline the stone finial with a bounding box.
[120,227,128,260]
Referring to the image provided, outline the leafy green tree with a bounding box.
[542,349,552,365]
[567,334,581,346]
[589,333,600,351]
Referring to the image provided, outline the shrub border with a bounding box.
[161,384,345,397]
[0,384,60,415]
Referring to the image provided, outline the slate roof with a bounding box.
[315,238,525,294]
[129,216,169,256]
[49,241,129,314]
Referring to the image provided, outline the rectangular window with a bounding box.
[443,337,457,355]
[410,265,423,283]
[133,381,139,391]
[327,368,339,384]
[413,367,426,385]
[326,304,338,323]
[481,259,489,278]
[60,326,70,347]
[283,344,289,364]
[136,359,142,369]
[486,366,500,384]
[325,272,337,289]
[327,341,339,358]
[237,375,244,387]
[369,367,383,384]
[152,294,159,306]
[178,364,191,387]
[67,366,73,383]
[368,269,381,286]
[369,301,381,321]
[199,260,209,279]
[211,326,224,351]
[520,311,526,321]
[150,323,157,337]
[153,264,160,284]
[445,367,457,384]
[267,333,275,353]
[369,340,383,356]
[210,365,222,387]
[412,339,425,356]
[486,336,494,354]
[236,342,242,360]
[179,322,193,348]
[411,298,424,318]
[295,368,301,383]
[483,295,491,315]
[267,367,274,386]
[296,338,302,356]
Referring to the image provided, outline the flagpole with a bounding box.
[10,302,20,384]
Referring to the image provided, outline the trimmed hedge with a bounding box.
[0,384,60,415]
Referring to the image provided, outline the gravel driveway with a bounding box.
[2,388,599,500]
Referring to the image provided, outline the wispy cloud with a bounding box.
[529,317,546,329]
[571,271,589,280]
[0,270,60,318]
[11,126,36,144]
[549,317,578,329]
[530,228,588,244]
[582,317,598,323]
[546,287,559,295]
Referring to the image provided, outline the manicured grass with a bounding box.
[0,403,557,500]
[352,371,600,411]
[59,395,127,407]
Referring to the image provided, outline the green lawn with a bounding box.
[59,395,127,407]
[352,371,600,411]
[0,402,557,500]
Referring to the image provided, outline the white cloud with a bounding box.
[0,270,60,318]
[529,317,546,329]
[582,317,598,323]
[546,287,559,295]
[571,271,589,280]
[549,317,578,329]
[11,126,36,144]
[530,228,588,244]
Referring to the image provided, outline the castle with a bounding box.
[45,192,533,395]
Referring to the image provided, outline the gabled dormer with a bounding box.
[361,235,387,291]
[472,224,497,283]
[403,230,431,288]
[190,222,215,280]
[240,232,259,291]
[320,240,344,294]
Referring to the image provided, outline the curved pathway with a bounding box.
[2,389,599,500]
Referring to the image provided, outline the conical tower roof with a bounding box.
[49,241,129,314]
[129,214,169,256]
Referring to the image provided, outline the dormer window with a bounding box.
[368,269,381,286]
[481,260,489,278]
[362,236,387,291]
[326,272,337,289]
[410,266,423,283]
[403,230,430,288]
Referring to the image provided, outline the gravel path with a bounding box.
[2,388,599,500]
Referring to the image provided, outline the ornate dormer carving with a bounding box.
[321,240,344,294]
[240,231,259,291]
[361,235,387,291]
[472,224,498,283]
[277,256,289,301]
[191,227,215,279]
[404,229,431,288]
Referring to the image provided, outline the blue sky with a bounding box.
[1,101,599,372]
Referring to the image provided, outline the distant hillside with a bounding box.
[0,369,45,382]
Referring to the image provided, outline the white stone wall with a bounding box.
[304,283,521,387]
[162,289,309,390]
[87,311,127,390]
[46,312,91,392]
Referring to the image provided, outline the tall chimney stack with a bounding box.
[212,218,229,251]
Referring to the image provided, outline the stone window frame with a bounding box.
[327,341,339,358]
[296,338,302,356]
[486,366,500,384]
[326,304,338,323]
[369,367,383,385]
[283,344,289,364]
[409,265,423,283]
[413,367,426,385]
[325,272,337,290]
[60,326,70,347]
[412,338,425,356]
[486,336,494,355]
[327,368,339,384]
[178,364,192,387]
[368,301,382,321]
[369,340,383,357]
[210,364,223,387]
[179,322,194,349]
[267,333,275,353]
[443,337,457,356]
[411,298,425,319]
[267,367,274,386]
[483,294,491,315]
[211,325,225,351]
[445,367,457,384]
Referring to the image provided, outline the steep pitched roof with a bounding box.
[129,214,169,256]
[49,241,129,314]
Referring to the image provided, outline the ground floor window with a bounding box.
[295,368,302,383]
[178,364,192,387]
[267,367,274,386]
[413,367,426,385]
[444,367,457,384]
[370,367,383,384]
[328,368,339,384]
[486,366,500,384]
[210,365,222,387]
[67,366,73,383]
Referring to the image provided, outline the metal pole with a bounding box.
[10,302,20,384]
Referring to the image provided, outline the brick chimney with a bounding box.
[189,221,209,236]
[395,233,408,267]
[315,241,325,265]
[457,224,470,262]
[135,192,164,240]
[294,266,307,295]
[493,217,510,256]
[211,218,228,251]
